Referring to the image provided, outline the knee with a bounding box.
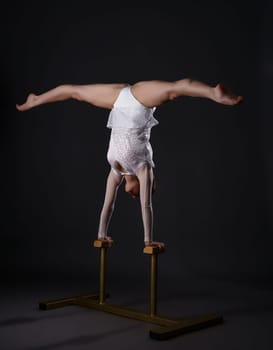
[168,82,178,100]
[169,79,193,100]
[71,85,85,101]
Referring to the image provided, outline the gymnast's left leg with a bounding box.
[130,79,243,107]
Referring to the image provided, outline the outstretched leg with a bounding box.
[16,83,128,111]
[97,169,124,242]
[131,79,243,107]
[136,163,165,250]
[16,78,243,112]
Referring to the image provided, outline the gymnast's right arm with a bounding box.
[97,170,123,243]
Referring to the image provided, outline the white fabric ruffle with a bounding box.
[106,85,159,129]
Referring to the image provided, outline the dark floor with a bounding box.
[1,274,273,350]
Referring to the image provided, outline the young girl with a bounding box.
[16,78,243,250]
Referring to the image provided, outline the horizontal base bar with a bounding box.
[39,293,109,310]
[76,297,177,327]
[39,293,223,340]
[150,313,223,340]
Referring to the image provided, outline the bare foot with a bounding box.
[213,83,243,106]
[16,93,37,111]
[145,241,165,251]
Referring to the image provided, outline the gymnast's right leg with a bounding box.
[97,169,124,242]
[16,83,128,111]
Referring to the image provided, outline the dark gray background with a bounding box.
[1,1,273,349]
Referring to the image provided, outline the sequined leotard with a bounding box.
[106,85,159,175]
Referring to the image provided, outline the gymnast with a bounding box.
[16,78,243,251]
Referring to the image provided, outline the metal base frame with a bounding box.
[39,241,223,340]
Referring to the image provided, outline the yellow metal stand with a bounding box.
[39,240,223,340]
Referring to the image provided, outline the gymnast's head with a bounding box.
[114,161,156,199]
[124,177,140,198]
[124,175,156,199]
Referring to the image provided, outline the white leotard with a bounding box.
[106,85,159,176]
